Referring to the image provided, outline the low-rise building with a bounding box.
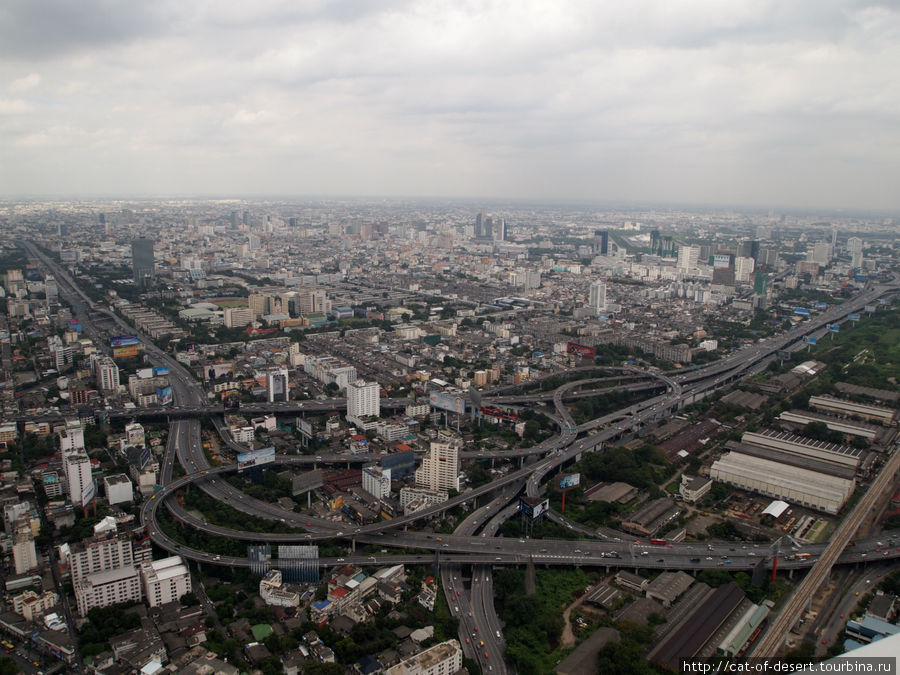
[384,639,462,675]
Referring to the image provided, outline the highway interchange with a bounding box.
[24,241,900,664]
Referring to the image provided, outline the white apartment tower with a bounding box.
[588,281,607,314]
[347,379,380,425]
[140,556,192,607]
[96,356,120,392]
[64,452,95,508]
[415,441,460,492]
[58,422,85,455]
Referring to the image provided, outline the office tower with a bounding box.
[415,441,460,492]
[131,238,155,288]
[594,230,609,255]
[347,379,380,425]
[65,452,95,507]
[96,356,120,392]
[474,211,484,238]
[677,245,701,271]
[140,556,192,607]
[847,237,864,269]
[12,519,38,574]
[248,234,261,251]
[735,256,755,283]
[242,210,250,226]
[588,281,607,314]
[266,368,289,403]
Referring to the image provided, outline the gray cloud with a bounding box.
[1,0,899,209]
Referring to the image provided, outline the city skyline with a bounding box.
[2,1,900,210]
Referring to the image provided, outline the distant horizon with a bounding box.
[2,192,899,220]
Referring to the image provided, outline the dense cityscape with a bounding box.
[0,198,896,674]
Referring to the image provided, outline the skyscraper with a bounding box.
[593,230,609,255]
[847,237,864,269]
[588,281,607,315]
[132,238,155,287]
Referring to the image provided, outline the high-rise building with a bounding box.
[12,519,38,575]
[808,241,833,265]
[588,281,607,315]
[415,441,460,492]
[847,237,864,269]
[266,368,289,403]
[362,466,392,500]
[64,452,95,508]
[677,245,701,271]
[131,238,155,288]
[735,256,755,283]
[140,556,192,607]
[58,421,85,455]
[96,356,120,392]
[494,217,507,242]
[74,566,141,617]
[593,230,609,255]
[68,527,134,585]
[347,379,380,424]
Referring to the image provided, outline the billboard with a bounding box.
[298,419,313,440]
[847,313,860,321]
[113,345,139,359]
[153,366,169,376]
[237,446,275,471]
[827,324,840,333]
[329,495,344,511]
[429,391,465,415]
[864,305,877,313]
[812,301,828,309]
[221,390,241,409]
[156,386,173,406]
[111,335,140,347]
[519,497,550,520]
[803,336,818,345]
[567,343,596,359]
[480,406,519,422]
[559,473,581,490]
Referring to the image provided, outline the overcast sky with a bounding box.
[1,1,898,210]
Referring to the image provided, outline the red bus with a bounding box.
[650,538,667,546]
